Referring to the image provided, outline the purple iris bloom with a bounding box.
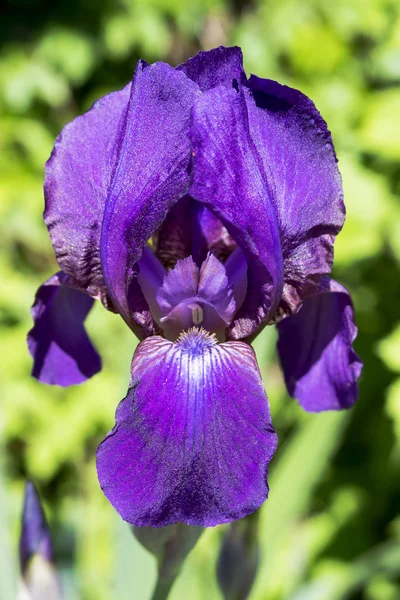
[28,46,362,527]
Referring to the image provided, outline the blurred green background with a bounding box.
[1,0,400,598]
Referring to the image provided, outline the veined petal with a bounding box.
[96,331,277,527]
[44,83,131,305]
[101,62,199,329]
[190,86,284,340]
[277,280,362,412]
[246,76,345,314]
[27,273,101,386]
[177,46,245,91]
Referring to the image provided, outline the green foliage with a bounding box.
[1,0,399,598]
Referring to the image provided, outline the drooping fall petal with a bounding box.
[96,331,277,527]
[27,273,101,386]
[277,280,362,411]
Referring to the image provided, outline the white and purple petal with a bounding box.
[96,331,277,527]
[277,280,362,411]
[27,273,101,386]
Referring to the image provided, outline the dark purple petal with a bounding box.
[20,482,54,575]
[27,273,101,386]
[96,331,277,527]
[177,46,246,91]
[154,196,207,268]
[225,248,248,313]
[44,83,131,305]
[189,86,283,340]
[154,195,237,269]
[126,274,162,339]
[277,280,362,412]
[136,247,166,328]
[101,62,199,328]
[245,76,345,315]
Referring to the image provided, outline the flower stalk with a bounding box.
[133,524,204,599]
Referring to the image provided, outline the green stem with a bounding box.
[150,576,176,600]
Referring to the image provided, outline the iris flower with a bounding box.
[28,46,362,527]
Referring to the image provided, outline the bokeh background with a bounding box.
[1,0,400,598]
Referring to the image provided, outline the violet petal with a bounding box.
[177,46,246,91]
[246,76,345,314]
[155,195,237,269]
[136,247,166,327]
[101,61,199,329]
[190,85,283,340]
[96,331,277,527]
[44,83,131,305]
[277,280,362,411]
[27,272,101,386]
[198,253,236,324]
[156,256,199,316]
[156,255,236,339]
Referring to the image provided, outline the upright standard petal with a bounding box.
[44,83,131,304]
[190,86,283,340]
[27,273,101,386]
[277,280,362,411]
[177,46,245,91]
[101,62,199,328]
[245,76,345,315]
[96,330,277,527]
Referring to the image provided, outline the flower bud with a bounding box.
[132,523,203,580]
[217,514,259,600]
[18,482,62,600]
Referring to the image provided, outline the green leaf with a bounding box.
[252,411,349,599]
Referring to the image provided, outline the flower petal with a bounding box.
[44,83,131,304]
[96,331,277,527]
[198,253,236,324]
[245,76,345,314]
[27,273,101,386]
[190,86,283,339]
[277,280,362,411]
[177,46,245,91]
[156,255,236,340]
[101,62,199,328]
[154,195,237,269]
